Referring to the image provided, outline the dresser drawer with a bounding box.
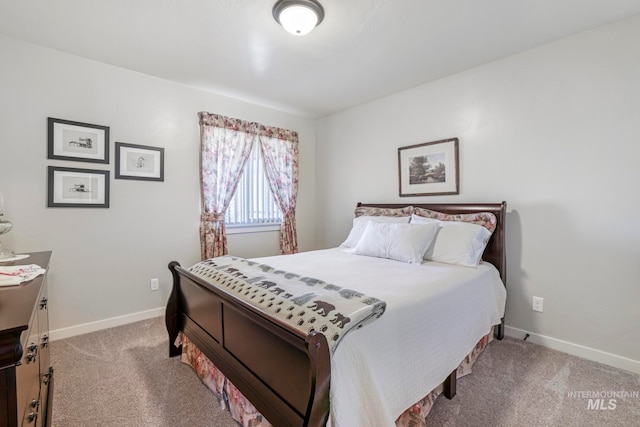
[15,311,41,427]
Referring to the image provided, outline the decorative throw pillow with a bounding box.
[340,215,411,249]
[411,214,492,267]
[348,221,440,264]
[412,207,496,232]
[354,205,413,218]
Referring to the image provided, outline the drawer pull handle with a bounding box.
[41,334,49,347]
[43,371,52,385]
[40,297,48,309]
[27,412,38,423]
[26,343,38,362]
[31,399,40,409]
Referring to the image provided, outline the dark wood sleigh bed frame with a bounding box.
[165,202,507,427]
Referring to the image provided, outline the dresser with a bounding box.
[0,252,53,427]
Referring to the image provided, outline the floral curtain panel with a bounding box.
[258,125,299,254]
[199,112,256,259]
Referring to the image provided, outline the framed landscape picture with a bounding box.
[115,142,164,182]
[398,138,459,197]
[47,166,110,208]
[47,117,110,163]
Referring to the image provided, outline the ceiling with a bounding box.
[2,0,640,118]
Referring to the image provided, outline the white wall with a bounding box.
[0,35,317,338]
[316,15,640,373]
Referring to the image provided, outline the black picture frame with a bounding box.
[47,166,110,208]
[398,137,460,197]
[47,117,110,164]
[115,142,165,182]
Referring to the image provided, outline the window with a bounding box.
[225,141,283,230]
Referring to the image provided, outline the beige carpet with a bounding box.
[50,317,640,427]
[50,318,237,427]
[427,336,640,427]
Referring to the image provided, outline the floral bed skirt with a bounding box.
[178,328,494,427]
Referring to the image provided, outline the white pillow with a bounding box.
[411,214,491,267]
[340,215,410,249]
[348,222,440,264]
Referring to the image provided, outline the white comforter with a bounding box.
[254,248,506,427]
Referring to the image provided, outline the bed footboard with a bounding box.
[165,261,331,427]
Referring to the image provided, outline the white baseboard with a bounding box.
[49,307,165,341]
[504,325,640,375]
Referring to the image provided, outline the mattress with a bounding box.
[251,248,506,426]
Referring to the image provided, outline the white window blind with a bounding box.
[225,142,283,226]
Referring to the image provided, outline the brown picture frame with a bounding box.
[398,138,459,197]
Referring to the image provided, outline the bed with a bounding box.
[165,202,507,426]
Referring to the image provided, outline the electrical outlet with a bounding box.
[150,278,159,291]
[532,296,543,312]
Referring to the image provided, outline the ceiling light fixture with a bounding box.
[273,0,324,36]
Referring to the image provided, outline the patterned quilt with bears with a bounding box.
[188,255,387,354]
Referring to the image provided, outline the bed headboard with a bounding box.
[356,202,507,285]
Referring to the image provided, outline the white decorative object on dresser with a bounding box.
[0,191,15,260]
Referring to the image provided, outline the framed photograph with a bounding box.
[47,166,110,208]
[115,142,164,182]
[398,138,459,197]
[47,118,110,163]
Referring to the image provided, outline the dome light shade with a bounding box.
[273,0,324,36]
